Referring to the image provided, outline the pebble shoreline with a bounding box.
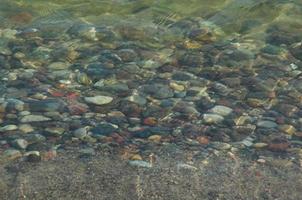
[0,8,302,167]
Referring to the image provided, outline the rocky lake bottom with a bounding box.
[0,0,302,199]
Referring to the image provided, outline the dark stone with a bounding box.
[179,52,204,67]
[26,99,67,112]
[117,49,138,62]
[290,43,302,61]
[91,123,117,136]
[266,25,302,46]
[26,153,42,162]
[141,84,174,99]
[86,62,114,79]
[172,71,194,81]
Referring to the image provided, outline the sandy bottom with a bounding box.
[1,148,301,200]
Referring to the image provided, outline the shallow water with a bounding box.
[0,0,302,199]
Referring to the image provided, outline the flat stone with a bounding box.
[19,124,34,133]
[21,115,51,123]
[3,149,22,161]
[79,148,95,156]
[91,123,117,136]
[73,127,89,139]
[12,139,28,149]
[210,105,233,116]
[84,95,113,105]
[126,94,147,106]
[211,142,232,150]
[0,124,18,132]
[203,114,224,124]
[129,160,152,168]
[257,120,277,129]
[45,127,65,136]
[27,99,67,112]
[47,62,70,70]
[253,143,268,148]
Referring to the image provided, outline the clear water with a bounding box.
[0,0,302,199]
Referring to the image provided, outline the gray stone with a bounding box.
[211,142,232,150]
[0,124,18,132]
[47,62,70,70]
[129,160,152,168]
[73,127,89,139]
[84,95,113,105]
[210,105,233,116]
[203,114,224,124]
[21,115,51,123]
[27,99,67,112]
[3,149,22,160]
[257,120,278,128]
[12,139,28,149]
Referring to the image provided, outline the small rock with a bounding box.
[130,154,143,161]
[129,160,152,168]
[210,105,233,116]
[0,124,18,132]
[21,115,51,123]
[45,127,65,136]
[257,120,277,129]
[169,82,185,91]
[91,123,117,136]
[126,94,147,106]
[3,149,22,161]
[79,148,95,156]
[12,139,28,149]
[84,95,113,105]
[27,99,67,112]
[211,142,231,150]
[19,124,34,133]
[253,143,268,148]
[278,124,296,135]
[47,62,70,70]
[24,151,41,162]
[148,135,162,142]
[73,127,89,139]
[203,114,224,124]
[177,163,198,171]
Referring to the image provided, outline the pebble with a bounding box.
[130,154,143,161]
[0,124,18,132]
[73,127,89,139]
[129,160,152,168]
[20,115,51,123]
[91,123,117,136]
[278,124,296,135]
[27,99,66,112]
[45,127,65,136]
[209,105,233,116]
[169,82,185,91]
[177,163,198,171]
[84,95,113,105]
[47,62,70,70]
[126,94,147,106]
[24,151,41,162]
[256,120,277,129]
[203,113,224,124]
[19,124,34,133]
[253,143,268,148]
[148,134,162,142]
[12,139,28,149]
[3,149,22,161]
[79,148,95,156]
[211,142,232,150]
